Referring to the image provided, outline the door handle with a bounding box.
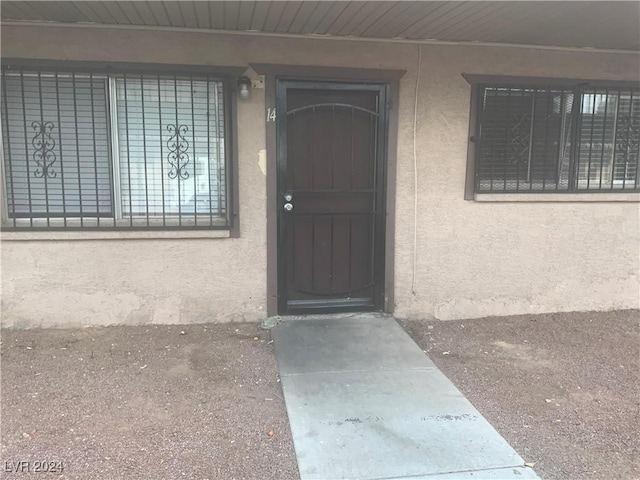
[283,193,293,212]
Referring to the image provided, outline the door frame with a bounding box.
[251,64,406,316]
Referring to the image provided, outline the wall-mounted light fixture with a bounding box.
[237,76,252,100]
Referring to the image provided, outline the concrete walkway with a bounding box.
[272,314,539,480]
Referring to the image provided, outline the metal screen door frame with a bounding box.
[276,79,389,315]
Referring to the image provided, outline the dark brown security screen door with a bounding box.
[276,80,387,314]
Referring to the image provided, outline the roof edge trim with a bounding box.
[2,20,639,56]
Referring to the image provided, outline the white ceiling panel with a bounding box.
[1,1,638,51]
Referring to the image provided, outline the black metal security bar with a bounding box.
[475,84,640,192]
[1,66,231,230]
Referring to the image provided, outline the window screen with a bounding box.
[1,67,231,230]
[475,84,639,193]
[114,76,226,221]
[2,73,111,218]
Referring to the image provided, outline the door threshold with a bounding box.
[285,297,381,316]
[279,311,391,322]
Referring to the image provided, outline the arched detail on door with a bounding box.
[287,103,380,117]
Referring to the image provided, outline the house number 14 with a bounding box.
[266,108,276,122]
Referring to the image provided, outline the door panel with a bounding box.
[277,81,386,314]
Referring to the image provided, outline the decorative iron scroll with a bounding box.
[616,113,640,164]
[31,121,57,178]
[167,124,190,180]
[508,113,531,165]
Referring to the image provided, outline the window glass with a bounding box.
[475,85,639,193]
[577,90,639,189]
[0,68,230,229]
[1,73,111,217]
[114,76,226,218]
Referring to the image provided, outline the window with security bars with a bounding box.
[474,85,640,192]
[1,67,230,229]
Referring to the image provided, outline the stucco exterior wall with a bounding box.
[1,25,639,327]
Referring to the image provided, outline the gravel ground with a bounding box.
[400,310,640,480]
[3,312,638,480]
[0,323,299,480]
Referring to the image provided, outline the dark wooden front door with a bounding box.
[276,80,387,314]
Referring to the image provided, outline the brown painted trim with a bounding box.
[464,84,480,200]
[383,79,400,313]
[228,81,241,237]
[265,74,279,316]
[2,58,247,77]
[251,63,406,81]
[462,73,640,89]
[262,64,401,315]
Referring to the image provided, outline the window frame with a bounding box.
[463,74,640,199]
[0,59,245,232]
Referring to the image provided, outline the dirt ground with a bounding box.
[2,312,638,480]
[0,323,299,480]
[400,310,640,480]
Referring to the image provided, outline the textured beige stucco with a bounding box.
[1,25,639,327]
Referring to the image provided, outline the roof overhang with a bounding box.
[2,1,639,53]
